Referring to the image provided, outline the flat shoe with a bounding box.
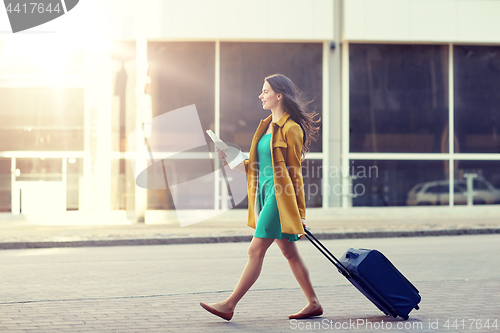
[200,302,233,321]
[288,306,323,319]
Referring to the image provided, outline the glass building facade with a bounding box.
[1,1,500,219]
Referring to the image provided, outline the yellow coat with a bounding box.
[243,111,306,235]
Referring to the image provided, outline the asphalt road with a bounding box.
[1,234,499,332]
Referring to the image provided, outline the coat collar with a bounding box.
[253,112,289,151]
[276,111,291,127]
[262,111,290,128]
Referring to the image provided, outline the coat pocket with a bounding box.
[273,140,287,162]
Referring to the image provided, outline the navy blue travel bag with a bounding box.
[305,229,421,320]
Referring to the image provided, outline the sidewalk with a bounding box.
[1,206,499,249]
[1,235,499,333]
[2,280,499,333]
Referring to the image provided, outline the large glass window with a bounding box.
[351,160,450,206]
[0,88,84,151]
[350,44,449,153]
[147,42,216,210]
[220,42,323,153]
[454,46,500,154]
[148,42,215,132]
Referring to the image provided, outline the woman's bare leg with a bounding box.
[207,237,274,313]
[275,238,321,313]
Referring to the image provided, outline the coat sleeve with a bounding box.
[285,125,306,220]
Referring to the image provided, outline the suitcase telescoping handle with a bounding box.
[304,229,352,279]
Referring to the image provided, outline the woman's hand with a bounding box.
[216,147,227,160]
[299,218,308,239]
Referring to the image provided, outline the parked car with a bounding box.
[406,177,500,206]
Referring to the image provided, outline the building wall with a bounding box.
[344,0,500,43]
[100,0,334,41]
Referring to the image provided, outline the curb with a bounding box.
[311,228,500,239]
[1,228,499,250]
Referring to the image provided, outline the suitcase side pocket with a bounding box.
[374,250,420,295]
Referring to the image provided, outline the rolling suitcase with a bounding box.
[304,229,421,320]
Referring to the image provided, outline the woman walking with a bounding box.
[200,74,321,321]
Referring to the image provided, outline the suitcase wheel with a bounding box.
[415,305,420,310]
[402,315,409,320]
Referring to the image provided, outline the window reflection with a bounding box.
[147,157,214,210]
[16,158,62,182]
[0,88,84,151]
[111,42,136,212]
[302,159,323,208]
[454,161,500,205]
[0,159,10,212]
[350,44,449,153]
[146,42,216,210]
[454,46,500,153]
[148,42,215,133]
[111,41,136,153]
[351,160,448,206]
[352,159,500,207]
[111,158,136,211]
[67,158,82,211]
[0,39,84,75]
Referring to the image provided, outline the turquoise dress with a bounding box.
[253,132,299,242]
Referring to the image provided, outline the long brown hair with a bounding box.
[265,74,321,158]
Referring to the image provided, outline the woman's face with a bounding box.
[258,80,281,110]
